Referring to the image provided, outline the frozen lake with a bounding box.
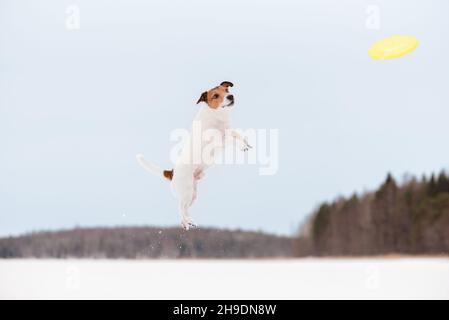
[1,258,448,299]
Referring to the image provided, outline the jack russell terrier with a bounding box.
[137,81,252,230]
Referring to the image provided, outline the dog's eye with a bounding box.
[212,94,220,99]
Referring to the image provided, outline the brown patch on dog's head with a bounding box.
[196,81,235,109]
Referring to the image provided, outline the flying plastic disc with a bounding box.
[369,35,419,60]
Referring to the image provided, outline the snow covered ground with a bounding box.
[1,258,448,300]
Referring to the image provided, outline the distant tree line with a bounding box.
[0,227,292,259]
[2,172,448,259]
[294,172,449,256]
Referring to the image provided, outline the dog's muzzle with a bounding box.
[224,95,234,107]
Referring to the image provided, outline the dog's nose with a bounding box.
[227,95,234,101]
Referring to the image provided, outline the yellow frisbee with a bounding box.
[369,35,419,60]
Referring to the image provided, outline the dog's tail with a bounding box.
[136,154,173,180]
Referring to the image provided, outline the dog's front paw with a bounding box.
[241,144,253,152]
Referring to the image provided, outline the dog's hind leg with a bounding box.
[172,168,198,230]
[179,193,197,231]
[194,170,205,180]
[190,180,198,206]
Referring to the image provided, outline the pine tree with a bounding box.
[427,174,437,197]
[436,171,449,194]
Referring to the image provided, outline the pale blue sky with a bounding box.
[1,0,448,236]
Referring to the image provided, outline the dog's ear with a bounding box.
[220,81,234,88]
[196,91,208,104]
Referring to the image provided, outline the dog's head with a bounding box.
[196,81,235,109]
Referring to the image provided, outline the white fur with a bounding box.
[137,90,250,230]
[136,154,164,177]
